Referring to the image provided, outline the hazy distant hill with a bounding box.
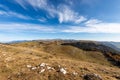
[110,42,120,49]
[102,42,120,52]
[7,40,30,44]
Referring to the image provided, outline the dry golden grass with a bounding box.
[0,41,119,80]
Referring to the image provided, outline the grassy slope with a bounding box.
[0,41,120,80]
[10,41,112,65]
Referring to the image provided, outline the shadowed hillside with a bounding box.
[62,41,120,66]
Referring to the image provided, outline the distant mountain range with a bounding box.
[7,40,120,53]
[7,40,30,44]
[101,42,120,52]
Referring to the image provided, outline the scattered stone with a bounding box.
[26,63,79,76]
[83,73,102,80]
[60,68,67,74]
[40,63,47,67]
[26,65,32,68]
[31,67,37,70]
[47,66,52,70]
[73,72,78,76]
[39,69,45,73]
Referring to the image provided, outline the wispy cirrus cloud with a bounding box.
[14,0,86,24]
[57,5,86,24]
[38,17,47,22]
[0,10,31,20]
[0,23,54,32]
[85,19,101,25]
[62,19,120,33]
[14,0,56,20]
[0,4,31,20]
[15,0,48,10]
[27,0,48,10]
[15,0,27,10]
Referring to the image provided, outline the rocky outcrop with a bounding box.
[83,73,102,80]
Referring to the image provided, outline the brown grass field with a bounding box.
[0,40,120,80]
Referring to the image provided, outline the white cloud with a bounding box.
[38,17,47,22]
[0,4,31,20]
[62,19,120,33]
[0,10,31,20]
[26,0,57,18]
[87,23,120,33]
[75,16,86,24]
[8,11,31,19]
[15,0,27,10]
[27,0,48,10]
[0,23,54,32]
[57,5,86,24]
[15,0,57,19]
[0,10,8,15]
[14,0,86,24]
[85,19,101,25]
[15,0,48,11]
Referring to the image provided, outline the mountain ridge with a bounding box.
[0,40,120,80]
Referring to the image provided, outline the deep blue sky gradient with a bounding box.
[0,0,120,42]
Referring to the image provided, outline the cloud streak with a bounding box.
[38,17,47,22]
[0,10,31,20]
[15,0,48,10]
[14,0,86,24]
[1,19,120,34]
[62,19,120,33]
[0,23,54,33]
[57,5,86,24]
[15,0,27,10]
[1,1,119,34]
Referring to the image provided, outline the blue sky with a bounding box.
[0,0,120,42]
